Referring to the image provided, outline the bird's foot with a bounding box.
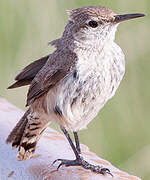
[53,157,113,177]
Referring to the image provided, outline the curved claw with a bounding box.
[57,162,64,170]
[101,168,113,177]
[52,159,61,165]
[52,159,71,170]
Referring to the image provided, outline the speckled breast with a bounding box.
[53,42,125,131]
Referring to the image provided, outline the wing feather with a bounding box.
[26,50,77,106]
[8,55,49,89]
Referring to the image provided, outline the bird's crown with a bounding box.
[67,6,116,25]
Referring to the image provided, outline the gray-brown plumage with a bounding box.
[8,55,49,89]
[6,6,144,175]
[26,50,77,106]
[6,110,29,148]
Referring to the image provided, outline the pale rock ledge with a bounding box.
[0,98,141,180]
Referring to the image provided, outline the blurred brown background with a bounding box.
[0,0,149,179]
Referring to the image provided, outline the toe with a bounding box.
[100,168,113,177]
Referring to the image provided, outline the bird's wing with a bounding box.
[26,50,77,106]
[8,55,49,89]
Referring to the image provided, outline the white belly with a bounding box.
[46,43,125,131]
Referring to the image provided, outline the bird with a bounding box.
[6,6,145,176]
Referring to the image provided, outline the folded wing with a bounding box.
[8,55,49,89]
[26,50,77,106]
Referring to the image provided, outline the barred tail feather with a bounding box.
[17,125,47,161]
[6,110,49,161]
[6,109,29,148]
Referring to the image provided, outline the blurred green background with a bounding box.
[0,0,149,179]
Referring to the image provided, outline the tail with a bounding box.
[6,109,48,160]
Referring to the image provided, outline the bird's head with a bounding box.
[62,6,145,47]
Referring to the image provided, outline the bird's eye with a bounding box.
[88,20,98,28]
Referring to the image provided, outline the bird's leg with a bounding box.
[73,131,81,154]
[60,126,80,159]
[53,126,113,177]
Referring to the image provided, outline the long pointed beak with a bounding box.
[114,13,145,23]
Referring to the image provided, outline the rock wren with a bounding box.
[6,6,145,176]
